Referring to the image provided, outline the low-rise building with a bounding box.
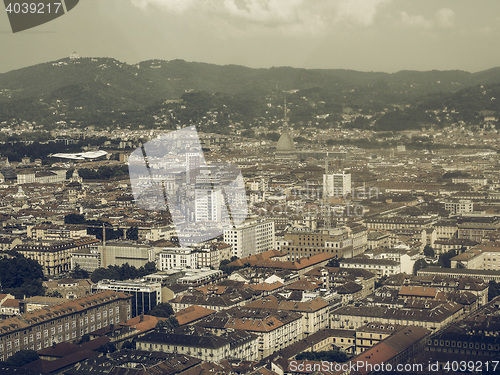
[43,278,92,300]
[196,307,303,359]
[70,246,101,272]
[331,300,463,332]
[170,284,259,312]
[246,295,329,336]
[91,279,167,317]
[0,236,21,251]
[340,257,400,278]
[418,266,500,282]
[445,199,474,215]
[136,328,259,362]
[427,297,500,358]
[156,247,198,270]
[355,322,405,354]
[15,238,100,276]
[98,242,158,269]
[27,224,88,241]
[0,294,19,316]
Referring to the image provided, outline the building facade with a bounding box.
[224,219,275,259]
[156,247,198,270]
[15,238,100,276]
[0,291,131,362]
[323,172,351,198]
[91,279,164,317]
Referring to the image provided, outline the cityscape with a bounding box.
[1,1,500,375]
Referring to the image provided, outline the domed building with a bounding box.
[275,131,297,160]
[275,98,297,160]
[65,169,86,204]
[12,186,28,203]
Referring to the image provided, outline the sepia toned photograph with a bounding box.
[0,1,499,374]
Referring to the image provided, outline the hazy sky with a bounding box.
[1,0,500,73]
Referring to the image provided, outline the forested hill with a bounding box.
[1,57,499,131]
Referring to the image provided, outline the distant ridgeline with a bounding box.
[1,57,500,131]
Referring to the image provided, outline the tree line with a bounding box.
[90,262,157,283]
[0,251,44,298]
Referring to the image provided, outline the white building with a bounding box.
[323,171,351,198]
[157,247,198,270]
[445,200,473,215]
[91,279,164,317]
[224,219,275,259]
[340,257,401,278]
[194,170,223,222]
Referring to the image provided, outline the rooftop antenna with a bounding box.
[325,152,329,174]
[102,222,106,268]
[284,96,288,125]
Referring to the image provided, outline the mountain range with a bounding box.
[0,57,499,130]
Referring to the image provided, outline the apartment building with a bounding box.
[331,301,463,332]
[340,257,401,278]
[224,219,275,259]
[445,199,473,215]
[283,227,362,261]
[245,295,330,336]
[364,216,436,231]
[367,231,390,250]
[323,171,351,198]
[355,322,405,354]
[196,243,232,269]
[196,307,303,359]
[427,297,500,358]
[433,238,478,255]
[156,247,198,270]
[27,224,88,241]
[0,291,132,362]
[450,244,500,271]
[136,329,259,362]
[457,216,500,242]
[434,219,458,240]
[15,238,100,276]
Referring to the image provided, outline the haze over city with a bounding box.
[1,1,500,374]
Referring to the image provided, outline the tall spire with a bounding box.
[284,96,288,126]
